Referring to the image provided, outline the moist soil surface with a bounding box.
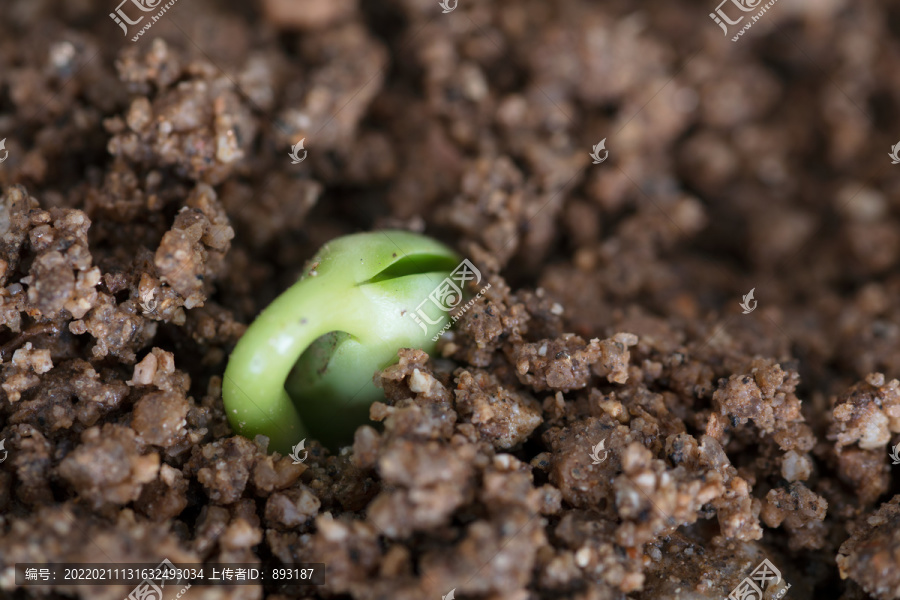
[1,0,900,599]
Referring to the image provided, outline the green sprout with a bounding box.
[222,231,460,453]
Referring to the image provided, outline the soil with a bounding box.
[1,0,900,599]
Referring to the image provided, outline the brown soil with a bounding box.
[1,0,900,599]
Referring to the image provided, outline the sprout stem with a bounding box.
[223,231,460,453]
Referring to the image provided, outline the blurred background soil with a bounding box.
[1,0,900,598]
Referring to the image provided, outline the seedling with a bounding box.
[222,231,460,453]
